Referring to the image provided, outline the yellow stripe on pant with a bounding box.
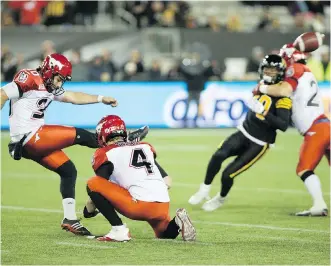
[229,144,269,178]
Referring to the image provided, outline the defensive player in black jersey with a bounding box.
[188,54,292,211]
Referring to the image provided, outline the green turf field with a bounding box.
[1,129,330,265]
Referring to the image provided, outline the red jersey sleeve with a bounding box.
[284,63,310,91]
[140,142,157,158]
[13,70,39,94]
[92,148,109,172]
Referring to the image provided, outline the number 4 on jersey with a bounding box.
[130,148,154,175]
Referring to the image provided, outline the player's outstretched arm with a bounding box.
[259,82,293,98]
[59,91,118,107]
[0,89,9,110]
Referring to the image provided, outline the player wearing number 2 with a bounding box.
[188,54,292,211]
[83,115,196,242]
[257,44,330,216]
[0,54,149,235]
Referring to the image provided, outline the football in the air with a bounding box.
[293,32,324,52]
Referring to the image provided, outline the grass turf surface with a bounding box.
[1,129,330,265]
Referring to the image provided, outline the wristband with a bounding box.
[97,95,104,103]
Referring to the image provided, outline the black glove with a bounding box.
[83,206,99,218]
[8,133,29,160]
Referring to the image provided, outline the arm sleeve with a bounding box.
[264,98,292,132]
[155,160,168,178]
[95,162,114,179]
[283,64,304,91]
[2,82,22,99]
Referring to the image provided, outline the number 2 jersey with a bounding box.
[284,63,326,135]
[2,69,63,141]
[239,94,292,145]
[92,141,170,203]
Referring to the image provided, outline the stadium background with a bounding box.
[1,1,330,265]
[1,0,330,129]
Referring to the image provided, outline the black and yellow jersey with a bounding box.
[243,94,292,144]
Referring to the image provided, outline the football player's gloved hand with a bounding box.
[248,97,265,115]
[83,197,99,218]
[83,206,99,218]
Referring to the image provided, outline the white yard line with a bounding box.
[56,241,117,249]
[1,205,328,234]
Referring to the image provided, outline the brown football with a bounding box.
[293,32,324,52]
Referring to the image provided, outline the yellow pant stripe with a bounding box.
[229,144,268,178]
[217,141,224,149]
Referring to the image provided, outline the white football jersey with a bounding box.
[286,64,325,135]
[92,142,170,203]
[2,69,63,142]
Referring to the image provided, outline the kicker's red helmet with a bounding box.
[39,53,72,95]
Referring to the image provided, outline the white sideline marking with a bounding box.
[1,205,62,213]
[1,205,328,234]
[56,241,116,249]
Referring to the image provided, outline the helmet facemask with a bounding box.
[259,54,286,85]
[45,73,71,96]
[261,66,281,84]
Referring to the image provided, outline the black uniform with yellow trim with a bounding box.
[205,94,292,188]
[203,54,291,198]
[243,94,292,144]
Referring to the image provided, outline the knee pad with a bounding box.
[56,160,77,178]
[56,160,77,199]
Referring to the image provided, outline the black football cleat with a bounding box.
[128,125,149,142]
[61,218,92,236]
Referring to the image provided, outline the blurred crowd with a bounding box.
[1,40,330,83]
[1,1,329,33]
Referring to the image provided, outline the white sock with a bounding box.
[62,198,77,220]
[201,183,211,192]
[304,174,327,208]
[112,225,126,230]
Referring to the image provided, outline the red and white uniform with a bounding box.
[284,63,330,172]
[284,63,325,135]
[2,69,63,143]
[92,142,170,203]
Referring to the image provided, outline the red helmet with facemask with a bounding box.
[279,43,307,65]
[96,115,127,147]
[39,53,72,96]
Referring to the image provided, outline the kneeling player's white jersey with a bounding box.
[92,142,170,203]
